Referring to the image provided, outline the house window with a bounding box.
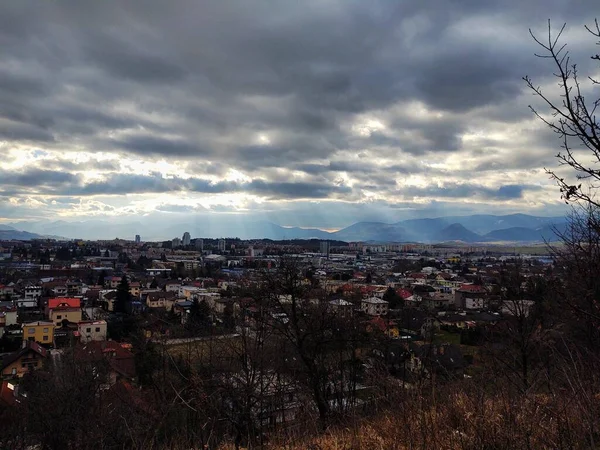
[43,336,48,341]
[11,368,16,375]
[57,315,62,319]
[28,328,35,334]
[95,327,101,332]
[43,328,48,333]
[86,328,91,333]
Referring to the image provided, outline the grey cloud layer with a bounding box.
[0,0,593,218]
[0,168,351,200]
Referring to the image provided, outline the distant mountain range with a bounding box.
[0,224,63,241]
[2,213,567,244]
[327,214,566,243]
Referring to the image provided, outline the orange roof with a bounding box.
[48,298,81,309]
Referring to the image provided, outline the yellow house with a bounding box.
[49,307,82,326]
[22,321,55,346]
[129,282,141,298]
[1,341,48,379]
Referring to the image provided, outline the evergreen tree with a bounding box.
[222,303,235,330]
[97,270,106,287]
[55,247,72,261]
[383,286,402,309]
[114,275,131,314]
[189,298,211,329]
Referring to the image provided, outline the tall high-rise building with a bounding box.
[320,240,330,258]
[218,239,226,252]
[195,238,204,251]
[135,234,141,243]
[182,232,191,246]
[172,237,181,248]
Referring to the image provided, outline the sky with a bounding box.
[1,0,598,231]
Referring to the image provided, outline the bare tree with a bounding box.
[258,257,369,431]
[525,19,600,206]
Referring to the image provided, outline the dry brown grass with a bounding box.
[223,384,600,450]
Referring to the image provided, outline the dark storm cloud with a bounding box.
[42,158,121,173]
[0,122,55,143]
[82,32,187,84]
[3,170,352,200]
[113,135,206,157]
[399,183,541,200]
[0,168,79,187]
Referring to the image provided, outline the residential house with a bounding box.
[195,292,221,309]
[74,340,136,388]
[422,292,454,310]
[76,320,108,343]
[367,316,400,338]
[67,281,83,296]
[408,343,466,380]
[100,290,117,311]
[454,284,488,310]
[225,371,302,431]
[129,282,141,298]
[328,299,354,318]
[172,300,193,324]
[107,277,122,289]
[0,306,17,338]
[361,297,389,316]
[0,284,15,299]
[0,381,27,408]
[48,298,82,326]
[24,286,42,301]
[52,285,68,297]
[434,272,456,287]
[146,291,177,310]
[165,281,181,293]
[501,299,536,317]
[46,297,81,315]
[139,289,162,303]
[1,341,48,379]
[213,298,233,315]
[16,297,38,309]
[22,321,55,346]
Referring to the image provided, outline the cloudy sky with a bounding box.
[1,0,598,231]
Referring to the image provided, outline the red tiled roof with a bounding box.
[0,382,17,406]
[360,285,377,294]
[396,288,413,299]
[74,341,135,379]
[1,341,47,370]
[368,316,395,332]
[410,273,427,279]
[459,284,487,293]
[48,298,80,309]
